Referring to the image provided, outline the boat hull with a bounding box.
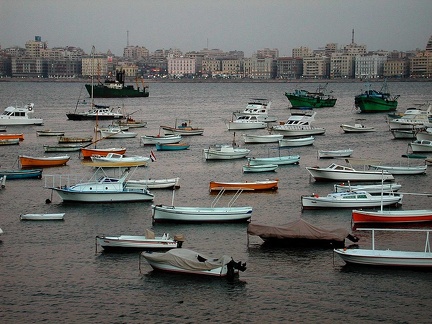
[44,144,83,152]
[0,133,24,141]
[248,155,300,165]
[141,135,182,145]
[273,127,325,137]
[352,209,432,224]
[334,183,402,194]
[355,96,398,112]
[0,169,43,179]
[20,213,65,221]
[161,126,204,136]
[51,188,154,202]
[369,165,427,175]
[340,124,375,133]
[226,121,267,130]
[85,84,149,98]
[155,142,190,151]
[318,149,353,158]
[306,167,395,182]
[96,235,181,251]
[278,136,315,147]
[243,134,283,144]
[203,148,250,160]
[301,195,402,209]
[243,164,278,173]
[19,155,70,168]
[81,148,126,159]
[126,178,180,189]
[285,94,336,108]
[209,180,278,192]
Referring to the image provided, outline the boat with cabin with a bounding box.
[354,81,399,113]
[160,120,204,136]
[203,144,250,160]
[272,112,326,137]
[284,83,337,108]
[0,103,44,125]
[233,98,277,122]
[306,163,395,182]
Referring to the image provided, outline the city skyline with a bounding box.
[1,0,431,57]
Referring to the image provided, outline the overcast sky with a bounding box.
[1,0,431,56]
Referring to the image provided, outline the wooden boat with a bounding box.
[19,155,70,168]
[233,98,277,122]
[318,149,353,159]
[284,84,337,108]
[126,177,180,189]
[155,142,190,151]
[203,145,250,160]
[0,103,44,125]
[140,248,246,278]
[45,167,154,203]
[44,144,83,152]
[247,218,358,248]
[272,112,326,137]
[20,213,65,221]
[89,153,149,167]
[368,164,427,175]
[305,163,395,182]
[100,127,137,139]
[340,123,375,133]
[96,229,184,252]
[334,228,432,268]
[352,209,432,224]
[36,130,65,136]
[160,120,204,136]
[278,136,315,147]
[58,136,93,143]
[115,116,147,128]
[140,134,182,145]
[243,164,278,173]
[243,133,283,144]
[409,139,432,152]
[0,133,24,141]
[0,168,43,179]
[301,190,402,209]
[152,190,252,223]
[354,81,399,113]
[248,155,300,166]
[81,147,126,159]
[0,138,19,145]
[226,115,268,130]
[209,179,278,192]
[334,182,402,194]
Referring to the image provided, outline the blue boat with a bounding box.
[0,169,43,179]
[155,142,190,151]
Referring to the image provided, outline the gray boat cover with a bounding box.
[247,218,349,241]
[142,248,233,271]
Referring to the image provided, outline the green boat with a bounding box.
[354,81,399,113]
[85,70,149,98]
[285,83,337,108]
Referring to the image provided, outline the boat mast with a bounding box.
[91,46,95,107]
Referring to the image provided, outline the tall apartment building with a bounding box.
[302,56,330,78]
[256,48,279,59]
[330,53,354,78]
[81,55,109,77]
[292,46,312,58]
[123,46,149,60]
[383,59,409,78]
[25,36,48,57]
[243,56,275,79]
[202,59,221,75]
[354,54,387,79]
[275,57,303,79]
[221,59,242,76]
[12,57,47,77]
[167,57,197,76]
[409,51,432,77]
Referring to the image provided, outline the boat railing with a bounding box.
[211,188,244,207]
[44,174,83,189]
[358,228,431,253]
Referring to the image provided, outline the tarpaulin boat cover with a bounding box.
[247,218,349,242]
[142,249,233,271]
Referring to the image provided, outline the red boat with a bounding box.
[19,155,70,168]
[0,133,24,141]
[81,147,126,159]
[352,209,432,224]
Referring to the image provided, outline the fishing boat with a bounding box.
[160,120,204,136]
[96,230,184,252]
[278,136,315,147]
[247,218,358,248]
[0,168,43,179]
[89,153,149,167]
[45,167,154,203]
[19,155,70,168]
[0,103,44,125]
[81,147,127,159]
[99,126,137,139]
[409,139,432,152]
[209,179,279,192]
[0,138,19,145]
[243,133,283,144]
[155,142,190,151]
[203,144,250,160]
[20,213,65,221]
[284,83,337,108]
[272,112,326,137]
[152,189,252,223]
[340,123,375,133]
[352,209,432,224]
[368,164,427,175]
[0,133,24,141]
[243,163,278,173]
[334,182,402,194]
[233,98,277,122]
[301,190,402,209]
[36,130,65,136]
[126,177,180,189]
[306,163,395,182]
[66,104,124,120]
[44,144,83,152]
[140,134,182,145]
[226,115,268,130]
[318,149,353,159]
[140,248,246,279]
[58,136,93,143]
[334,228,432,268]
[247,155,300,166]
[85,70,149,98]
[354,81,399,113]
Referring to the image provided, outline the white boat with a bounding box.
[388,105,432,130]
[340,123,375,133]
[66,104,123,120]
[416,128,432,141]
[334,228,432,268]
[152,190,252,223]
[126,177,180,189]
[20,213,65,221]
[352,209,432,224]
[410,139,432,152]
[100,127,137,139]
[160,120,204,136]
[36,129,65,136]
[140,248,247,278]
[391,128,417,139]
[226,115,268,130]
[0,138,19,145]
[243,133,283,144]
[334,182,402,194]
[0,103,44,125]
[44,144,83,152]
[301,190,402,209]
[278,136,315,147]
[306,163,395,182]
[90,153,149,167]
[233,98,278,122]
[368,164,427,175]
[140,134,182,145]
[243,163,278,173]
[318,149,353,159]
[203,144,250,160]
[96,229,184,251]
[247,155,300,166]
[272,112,326,137]
[45,167,154,203]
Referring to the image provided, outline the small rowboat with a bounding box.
[58,136,93,143]
[209,179,279,192]
[80,147,126,159]
[248,155,300,166]
[243,134,284,144]
[36,130,65,136]
[155,142,190,151]
[352,209,432,224]
[340,123,375,133]
[242,164,278,173]
[0,133,24,141]
[19,155,70,168]
[126,178,180,189]
[0,168,43,179]
[20,213,65,221]
[318,149,353,159]
[0,138,19,145]
[278,136,314,147]
[44,144,83,152]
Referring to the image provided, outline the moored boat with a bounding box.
[272,112,325,137]
[44,144,83,152]
[368,164,427,175]
[409,139,432,152]
[36,130,65,136]
[318,149,353,159]
[247,155,300,166]
[278,136,315,147]
[340,123,375,133]
[67,104,124,120]
[155,142,190,151]
[0,133,24,141]
[233,98,277,122]
[243,163,278,173]
[126,177,180,189]
[89,153,149,167]
[81,147,127,159]
[99,127,137,139]
[20,213,65,221]
[160,120,204,136]
[0,138,19,145]
[203,144,250,160]
[209,179,279,192]
[352,209,432,224]
[140,134,182,145]
[306,163,395,182]
[19,155,70,168]
[0,103,44,125]
[334,182,402,194]
[354,81,399,113]
[243,133,283,144]
[0,168,43,179]
[285,83,337,108]
[58,136,93,143]
[226,115,268,130]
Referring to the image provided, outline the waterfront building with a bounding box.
[202,59,221,75]
[220,59,242,77]
[383,59,409,78]
[167,56,197,77]
[330,53,354,79]
[354,54,387,79]
[409,51,432,78]
[12,56,47,78]
[276,57,303,79]
[302,55,330,79]
[25,36,48,57]
[81,55,109,77]
[123,46,149,60]
[243,56,275,79]
[292,46,312,58]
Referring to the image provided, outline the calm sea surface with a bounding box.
[1,81,432,323]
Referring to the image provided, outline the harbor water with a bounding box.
[1,81,431,323]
